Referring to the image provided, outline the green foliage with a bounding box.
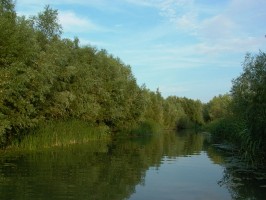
[31,5,62,48]
[130,120,162,136]
[177,97,204,126]
[141,88,165,126]
[10,120,110,150]
[207,51,266,166]
[0,0,15,13]
[207,117,265,165]
[207,94,232,121]
[0,2,207,147]
[163,96,185,129]
[207,117,245,143]
[231,52,266,142]
[230,51,266,164]
[177,115,192,130]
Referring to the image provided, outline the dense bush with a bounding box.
[207,118,245,143]
[0,1,205,147]
[206,51,266,166]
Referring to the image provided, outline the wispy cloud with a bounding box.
[126,0,197,32]
[125,0,266,54]
[58,11,103,33]
[195,0,266,54]
[158,0,197,32]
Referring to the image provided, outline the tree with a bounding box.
[31,5,62,48]
[163,96,186,129]
[231,52,266,145]
[207,94,232,121]
[0,0,15,18]
[0,0,42,146]
[0,0,16,67]
[178,97,204,126]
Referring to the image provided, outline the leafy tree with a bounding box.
[231,52,266,152]
[207,94,232,121]
[31,5,62,49]
[208,51,266,165]
[0,0,41,145]
[0,0,15,18]
[0,2,212,147]
[141,88,164,126]
[163,96,186,129]
[178,97,204,126]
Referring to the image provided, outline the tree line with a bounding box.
[0,1,204,147]
[1,0,265,166]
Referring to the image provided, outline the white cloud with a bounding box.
[16,0,120,17]
[194,1,266,54]
[199,15,236,41]
[158,0,197,31]
[126,0,198,32]
[125,0,265,55]
[195,37,265,55]
[78,38,112,49]
[58,11,101,33]
[16,3,108,35]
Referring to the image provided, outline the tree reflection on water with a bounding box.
[0,130,265,200]
[207,145,266,200]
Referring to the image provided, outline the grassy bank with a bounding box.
[9,120,111,151]
[206,117,265,167]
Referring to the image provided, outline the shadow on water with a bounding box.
[207,145,266,200]
[0,129,265,200]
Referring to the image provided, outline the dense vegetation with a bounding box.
[0,1,203,147]
[1,1,265,166]
[206,52,266,166]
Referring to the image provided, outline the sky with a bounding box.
[16,0,266,102]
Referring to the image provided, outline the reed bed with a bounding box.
[10,120,110,150]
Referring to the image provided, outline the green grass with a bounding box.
[10,119,111,150]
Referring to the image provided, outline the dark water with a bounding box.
[0,131,265,200]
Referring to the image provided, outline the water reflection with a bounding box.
[207,146,266,200]
[0,130,265,200]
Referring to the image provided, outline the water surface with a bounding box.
[0,130,265,199]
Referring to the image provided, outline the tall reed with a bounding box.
[10,120,110,150]
[207,117,264,167]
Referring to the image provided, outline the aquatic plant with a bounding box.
[10,120,110,150]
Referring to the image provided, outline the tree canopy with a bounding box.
[3,1,265,167]
[0,1,205,147]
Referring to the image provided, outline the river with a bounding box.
[0,130,265,199]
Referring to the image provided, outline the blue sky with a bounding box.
[16,0,266,102]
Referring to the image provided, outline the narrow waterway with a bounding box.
[0,130,265,199]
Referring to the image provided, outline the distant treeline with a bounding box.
[0,1,205,147]
[1,0,265,166]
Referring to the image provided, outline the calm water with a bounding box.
[0,130,265,200]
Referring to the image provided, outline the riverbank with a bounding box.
[7,120,111,151]
[206,117,266,168]
[4,119,165,151]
